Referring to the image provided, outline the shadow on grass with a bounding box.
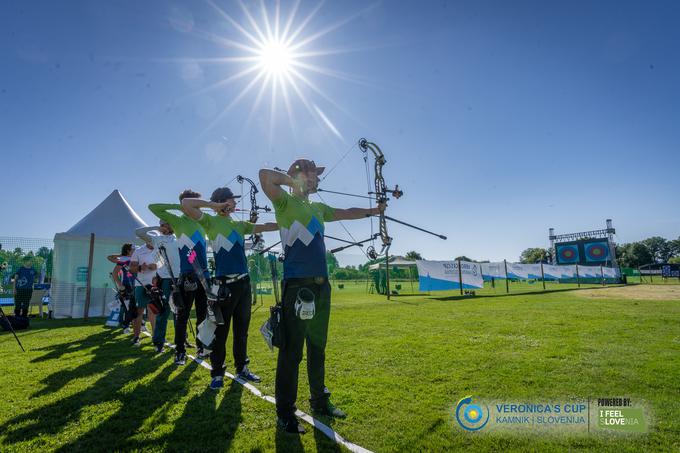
[4,350,172,446]
[30,328,117,363]
[431,284,625,301]
[162,379,244,451]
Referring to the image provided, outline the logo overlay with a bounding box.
[454,396,648,434]
[455,397,490,431]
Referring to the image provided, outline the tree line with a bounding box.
[518,236,680,268]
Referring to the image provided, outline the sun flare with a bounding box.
[258,39,294,76]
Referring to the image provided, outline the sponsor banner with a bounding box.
[505,263,542,280]
[542,264,565,280]
[416,260,484,291]
[481,262,506,280]
[578,265,602,278]
[602,267,620,279]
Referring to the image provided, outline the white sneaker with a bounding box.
[123,327,131,334]
[141,324,148,333]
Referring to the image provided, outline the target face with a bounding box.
[585,242,610,262]
[556,244,579,264]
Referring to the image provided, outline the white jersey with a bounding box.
[149,233,181,279]
[130,245,158,286]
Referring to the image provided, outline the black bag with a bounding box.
[0,315,29,331]
[216,281,231,307]
[269,304,284,349]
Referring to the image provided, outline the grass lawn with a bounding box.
[1,282,679,452]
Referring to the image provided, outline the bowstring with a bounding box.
[315,190,371,261]
[319,142,358,182]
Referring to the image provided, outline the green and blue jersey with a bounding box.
[197,214,254,277]
[272,191,335,279]
[148,203,208,275]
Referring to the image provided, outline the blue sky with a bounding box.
[2,0,679,265]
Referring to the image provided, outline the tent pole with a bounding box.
[84,233,95,319]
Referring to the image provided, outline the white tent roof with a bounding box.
[56,189,147,242]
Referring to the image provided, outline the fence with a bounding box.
[0,236,54,295]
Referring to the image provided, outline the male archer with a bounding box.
[259,159,385,434]
[181,186,278,389]
[149,190,209,365]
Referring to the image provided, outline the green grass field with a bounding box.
[1,282,679,452]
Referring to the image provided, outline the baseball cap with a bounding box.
[210,187,241,203]
[287,159,325,177]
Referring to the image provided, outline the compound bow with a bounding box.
[320,138,447,299]
[237,175,271,249]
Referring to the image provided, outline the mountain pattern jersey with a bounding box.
[271,191,335,279]
[148,204,208,275]
[197,214,254,277]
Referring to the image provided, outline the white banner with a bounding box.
[602,267,620,279]
[578,265,602,278]
[481,262,506,279]
[416,260,484,291]
[505,263,542,280]
[542,264,564,280]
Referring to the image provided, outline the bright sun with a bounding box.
[258,40,293,76]
[185,1,376,144]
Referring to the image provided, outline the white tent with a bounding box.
[51,190,147,318]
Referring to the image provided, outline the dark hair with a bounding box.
[121,243,134,256]
[179,189,201,201]
[210,187,236,203]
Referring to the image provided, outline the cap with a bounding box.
[210,187,241,203]
[287,159,325,177]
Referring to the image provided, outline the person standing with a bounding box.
[129,240,159,347]
[149,190,208,365]
[136,220,181,353]
[108,243,136,333]
[181,186,278,389]
[13,257,36,317]
[259,159,385,433]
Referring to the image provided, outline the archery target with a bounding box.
[584,241,610,262]
[556,244,579,264]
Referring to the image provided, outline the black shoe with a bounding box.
[236,366,261,383]
[154,343,165,354]
[313,400,347,419]
[174,352,186,365]
[277,417,305,434]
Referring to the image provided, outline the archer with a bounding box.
[259,158,385,434]
[181,186,278,389]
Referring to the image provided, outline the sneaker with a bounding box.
[155,344,165,354]
[131,337,141,347]
[141,324,148,333]
[196,348,208,359]
[236,366,261,383]
[313,400,347,419]
[123,327,131,334]
[209,376,224,390]
[174,352,186,365]
[277,417,305,434]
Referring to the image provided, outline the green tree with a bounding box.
[455,256,474,262]
[519,248,550,263]
[326,252,339,274]
[405,251,422,261]
[617,242,653,268]
[641,236,672,262]
[668,256,680,264]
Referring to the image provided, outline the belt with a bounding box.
[216,274,249,284]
